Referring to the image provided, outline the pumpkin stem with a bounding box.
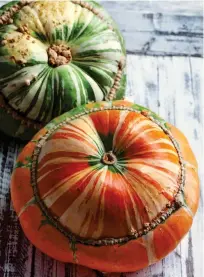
[47,44,72,67]
[102,151,117,165]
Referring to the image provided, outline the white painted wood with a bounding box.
[100,1,203,56]
[101,1,203,16]
[126,55,160,112]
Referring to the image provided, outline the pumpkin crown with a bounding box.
[28,101,185,246]
[0,0,126,139]
[102,151,117,165]
[47,44,72,67]
[11,100,199,272]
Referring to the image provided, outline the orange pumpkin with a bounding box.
[11,100,199,273]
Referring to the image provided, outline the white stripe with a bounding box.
[59,168,105,237]
[72,7,94,41]
[42,167,94,207]
[124,127,160,150]
[127,163,178,186]
[126,159,180,174]
[133,148,178,157]
[78,68,104,101]
[143,232,158,265]
[126,171,168,218]
[83,168,107,238]
[67,67,81,105]
[147,138,174,146]
[125,182,143,229]
[79,40,121,53]
[38,138,98,164]
[27,72,50,120]
[74,60,118,74]
[18,197,36,217]
[113,110,129,149]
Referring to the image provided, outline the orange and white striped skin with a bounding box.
[11,100,199,273]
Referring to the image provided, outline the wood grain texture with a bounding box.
[100,1,203,57]
[0,54,203,277]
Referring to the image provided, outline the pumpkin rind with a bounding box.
[11,100,199,272]
[0,0,126,140]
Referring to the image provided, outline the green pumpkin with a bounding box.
[0,0,126,140]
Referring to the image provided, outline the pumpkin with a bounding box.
[0,0,126,140]
[11,100,199,273]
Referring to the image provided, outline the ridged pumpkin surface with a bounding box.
[0,0,126,140]
[11,100,199,272]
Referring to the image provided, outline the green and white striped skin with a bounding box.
[0,0,126,140]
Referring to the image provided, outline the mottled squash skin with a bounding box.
[11,100,199,273]
[0,1,126,140]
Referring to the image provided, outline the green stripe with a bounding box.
[69,66,86,105]
[73,61,113,88]
[33,32,48,43]
[24,69,50,119]
[39,70,55,123]
[52,69,62,118]
[74,49,122,58]
[70,64,96,102]
[2,66,48,102]
[35,69,53,122]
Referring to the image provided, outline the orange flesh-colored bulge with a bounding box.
[34,110,180,239]
[11,101,199,272]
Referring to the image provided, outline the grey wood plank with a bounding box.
[0,137,33,277]
[100,1,203,57]
[65,264,98,277]
[156,56,183,277]
[183,57,204,277]
[32,249,57,277]
[101,1,203,16]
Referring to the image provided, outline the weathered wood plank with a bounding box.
[65,264,97,277]
[156,56,183,277]
[101,1,203,16]
[0,138,33,277]
[100,1,203,57]
[32,249,56,277]
[181,57,204,277]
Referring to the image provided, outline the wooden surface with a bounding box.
[101,1,203,57]
[0,1,203,277]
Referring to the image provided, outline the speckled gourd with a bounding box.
[11,100,199,273]
[0,0,126,140]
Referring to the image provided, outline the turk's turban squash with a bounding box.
[0,0,126,140]
[11,100,199,273]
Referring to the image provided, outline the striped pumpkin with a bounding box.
[11,100,199,272]
[0,0,126,140]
